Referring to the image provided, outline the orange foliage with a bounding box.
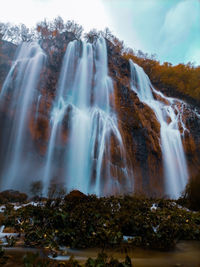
[124,52,200,102]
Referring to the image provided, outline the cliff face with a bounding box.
[0,35,200,196]
[183,108,200,177]
[108,42,200,196]
[107,44,163,196]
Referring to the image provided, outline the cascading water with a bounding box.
[43,37,132,196]
[129,60,189,198]
[0,36,190,198]
[0,42,46,190]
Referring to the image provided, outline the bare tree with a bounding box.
[30,181,43,198]
[84,29,99,43]
[48,182,66,199]
[20,24,35,42]
[65,20,83,39]
[54,16,64,32]
[0,23,7,40]
[102,27,114,41]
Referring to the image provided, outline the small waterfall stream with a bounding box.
[129,60,189,198]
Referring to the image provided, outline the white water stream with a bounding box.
[129,60,189,198]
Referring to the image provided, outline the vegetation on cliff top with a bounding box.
[124,51,200,105]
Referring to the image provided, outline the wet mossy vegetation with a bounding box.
[177,173,200,211]
[0,249,132,267]
[0,177,200,267]
[0,182,200,256]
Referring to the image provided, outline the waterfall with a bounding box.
[0,37,189,198]
[0,42,46,190]
[129,60,189,198]
[43,37,132,196]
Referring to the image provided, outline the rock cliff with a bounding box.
[0,34,199,196]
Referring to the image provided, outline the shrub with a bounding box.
[0,190,27,203]
[178,173,200,211]
[30,181,43,199]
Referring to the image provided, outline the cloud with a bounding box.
[0,0,199,64]
[102,0,200,65]
[157,0,200,64]
[101,0,177,53]
[159,0,197,50]
[0,0,110,31]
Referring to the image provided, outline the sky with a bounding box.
[0,0,200,65]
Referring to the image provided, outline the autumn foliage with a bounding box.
[124,51,200,104]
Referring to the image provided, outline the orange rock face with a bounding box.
[108,57,163,196]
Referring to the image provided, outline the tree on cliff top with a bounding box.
[36,17,83,40]
[0,17,83,43]
[0,22,35,43]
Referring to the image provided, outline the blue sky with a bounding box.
[0,0,200,65]
[102,0,200,65]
